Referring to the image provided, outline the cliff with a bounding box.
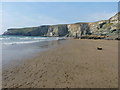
[3,12,120,40]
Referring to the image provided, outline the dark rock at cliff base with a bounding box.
[3,12,120,40]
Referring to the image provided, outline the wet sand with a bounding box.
[2,39,118,88]
[2,40,64,69]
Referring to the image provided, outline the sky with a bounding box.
[0,2,118,34]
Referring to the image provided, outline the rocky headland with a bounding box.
[3,12,120,40]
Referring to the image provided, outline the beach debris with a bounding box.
[97,47,102,50]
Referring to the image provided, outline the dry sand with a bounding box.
[2,39,118,88]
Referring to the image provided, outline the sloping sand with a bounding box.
[2,39,118,88]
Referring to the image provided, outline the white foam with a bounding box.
[19,37,31,40]
[33,37,47,40]
[0,37,11,40]
[3,40,43,45]
[2,36,66,45]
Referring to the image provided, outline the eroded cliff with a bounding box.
[3,12,120,39]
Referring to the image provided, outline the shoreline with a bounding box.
[2,39,118,88]
[2,39,66,70]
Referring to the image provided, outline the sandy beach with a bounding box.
[2,39,118,88]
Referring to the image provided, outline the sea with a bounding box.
[0,35,66,69]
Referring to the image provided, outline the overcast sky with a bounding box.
[0,2,118,34]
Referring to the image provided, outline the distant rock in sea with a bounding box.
[3,12,120,40]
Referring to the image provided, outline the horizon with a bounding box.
[0,2,118,34]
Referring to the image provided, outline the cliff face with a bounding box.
[47,25,68,37]
[67,23,91,37]
[88,12,119,39]
[3,12,120,39]
[4,25,68,37]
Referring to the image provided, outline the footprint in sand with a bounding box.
[11,78,15,81]
[25,82,30,85]
[4,83,7,87]
[91,82,94,85]
[4,77,9,80]
[24,71,27,73]
[40,75,42,78]
[43,85,45,87]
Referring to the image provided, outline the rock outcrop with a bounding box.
[3,12,120,40]
[47,24,68,37]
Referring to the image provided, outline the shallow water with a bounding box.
[1,35,66,69]
[0,35,66,45]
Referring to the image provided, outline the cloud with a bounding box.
[37,15,65,25]
[1,6,117,35]
[1,13,67,34]
[84,12,117,22]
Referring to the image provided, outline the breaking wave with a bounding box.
[0,35,66,45]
